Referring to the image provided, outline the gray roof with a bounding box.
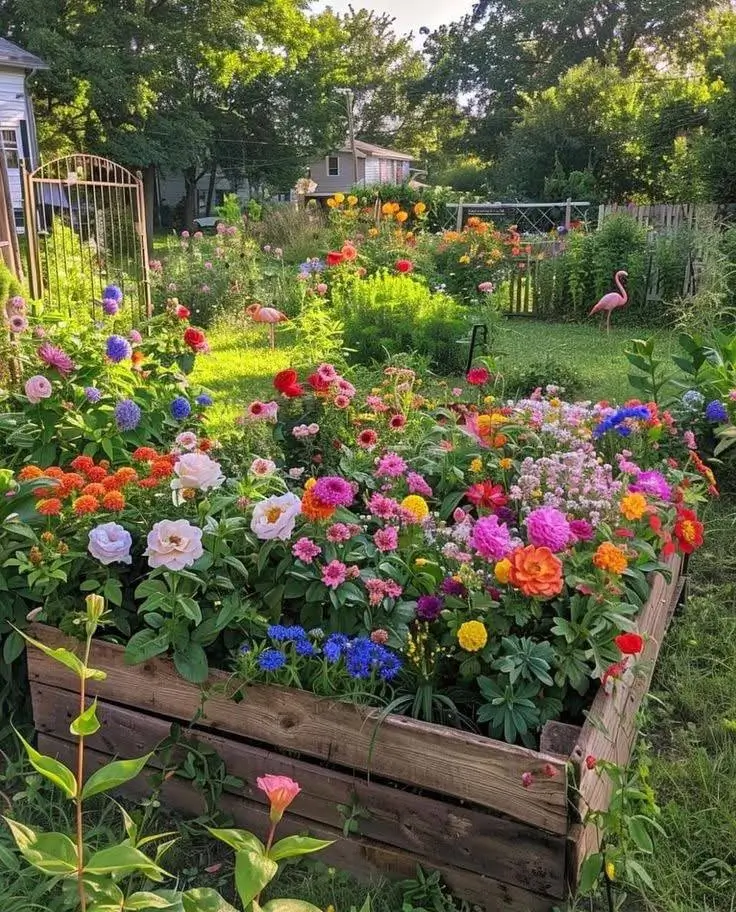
[338,139,414,161]
[0,37,48,70]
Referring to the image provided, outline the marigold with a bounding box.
[334,193,345,204]
[18,465,44,481]
[347,195,358,206]
[150,459,174,479]
[499,457,513,470]
[83,483,107,497]
[396,210,408,223]
[36,497,62,516]
[620,492,647,521]
[401,495,429,522]
[494,558,511,584]
[301,478,336,522]
[593,541,628,574]
[508,545,564,599]
[85,465,108,483]
[102,490,125,511]
[413,201,426,216]
[73,495,99,515]
[457,620,488,652]
[469,457,483,473]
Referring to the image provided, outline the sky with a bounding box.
[311,0,471,43]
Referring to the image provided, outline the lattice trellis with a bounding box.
[450,200,593,234]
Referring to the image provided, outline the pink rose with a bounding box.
[145,519,204,570]
[172,453,225,498]
[25,375,52,404]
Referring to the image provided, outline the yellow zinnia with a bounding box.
[499,457,513,470]
[469,457,483,473]
[620,491,647,521]
[494,559,511,584]
[401,495,429,522]
[413,201,426,215]
[457,620,488,652]
[347,195,358,206]
[334,192,345,204]
[396,210,408,223]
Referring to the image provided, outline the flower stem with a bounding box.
[76,633,92,912]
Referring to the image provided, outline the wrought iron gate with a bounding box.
[21,154,151,322]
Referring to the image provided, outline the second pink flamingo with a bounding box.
[246,302,288,349]
[589,270,628,334]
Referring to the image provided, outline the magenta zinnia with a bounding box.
[38,342,75,376]
[525,506,571,552]
[470,514,512,561]
[312,476,353,507]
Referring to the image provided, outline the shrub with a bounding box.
[331,271,470,373]
[250,205,327,265]
[502,355,585,399]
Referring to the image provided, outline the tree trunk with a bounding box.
[142,165,156,256]
[205,162,217,215]
[183,166,198,227]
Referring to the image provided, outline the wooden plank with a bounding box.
[38,734,556,912]
[28,625,569,834]
[31,685,567,897]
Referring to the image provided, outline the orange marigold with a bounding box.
[300,477,335,522]
[18,465,44,481]
[44,467,65,479]
[101,490,125,511]
[150,458,174,479]
[132,447,158,462]
[37,497,62,516]
[508,545,563,599]
[83,483,107,497]
[593,542,628,574]
[85,465,108,483]
[72,495,99,515]
[115,467,138,485]
[70,455,95,473]
[620,492,647,521]
[58,472,86,496]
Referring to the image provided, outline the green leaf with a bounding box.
[124,629,170,665]
[2,629,25,664]
[627,816,654,853]
[15,730,77,798]
[82,754,152,799]
[173,642,208,683]
[182,888,239,912]
[125,892,180,910]
[260,902,325,912]
[0,842,21,871]
[71,699,101,736]
[85,844,168,881]
[207,828,263,854]
[578,852,603,894]
[3,818,78,874]
[11,626,107,681]
[235,850,278,907]
[268,835,333,862]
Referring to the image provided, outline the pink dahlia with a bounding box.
[374,526,399,552]
[313,476,353,507]
[38,342,75,376]
[470,515,512,561]
[525,506,571,552]
[322,560,347,589]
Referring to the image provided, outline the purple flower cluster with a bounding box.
[106,335,132,362]
[416,594,444,621]
[114,399,141,431]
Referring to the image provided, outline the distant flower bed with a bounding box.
[3,347,710,745]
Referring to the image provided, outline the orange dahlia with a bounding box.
[508,545,563,599]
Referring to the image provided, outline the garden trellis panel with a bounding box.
[21,154,151,322]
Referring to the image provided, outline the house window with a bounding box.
[1,129,19,169]
[327,155,340,177]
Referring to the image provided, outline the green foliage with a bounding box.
[215,195,244,226]
[502,355,584,398]
[331,272,470,374]
[625,338,675,403]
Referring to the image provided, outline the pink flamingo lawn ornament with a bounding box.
[246,302,288,349]
[589,270,628,334]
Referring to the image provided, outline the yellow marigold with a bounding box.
[413,201,426,215]
[489,413,506,426]
[476,415,492,435]
[620,491,647,521]
[469,457,483,473]
[549,397,561,408]
[396,210,409,223]
[368,227,379,237]
[334,192,345,204]
[381,202,393,215]
[457,620,488,652]
[459,254,471,264]
[499,457,513,470]
[494,558,511,584]
[326,197,338,208]
[593,541,628,574]
[347,195,358,206]
[401,495,429,522]
[390,202,401,214]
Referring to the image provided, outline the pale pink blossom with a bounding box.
[146,519,204,570]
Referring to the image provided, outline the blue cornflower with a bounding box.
[84,387,102,403]
[106,334,132,362]
[343,638,403,681]
[114,399,141,431]
[103,284,124,303]
[239,643,251,655]
[324,633,349,663]
[376,649,402,682]
[705,400,728,423]
[257,648,286,672]
[593,405,651,438]
[267,624,307,642]
[196,394,213,407]
[170,397,191,420]
[682,389,705,411]
[294,638,317,657]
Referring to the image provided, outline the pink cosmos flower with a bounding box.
[374,526,399,552]
[375,452,407,478]
[292,537,321,563]
[322,560,347,589]
[407,472,432,496]
[317,363,338,383]
[38,342,75,376]
[257,774,301,823]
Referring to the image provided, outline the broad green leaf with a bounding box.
[207,827,263,854]
[82,754,152,799]
[15,730,77,798]
[268,835,333,862]
[85,844,168,881]
[577,852,603,894]
[627,816,654,853]
[173,642,208,683]
[2,629,25,664]
[260,902,324,912]
[12,626,106,680]
[235,849,278,907]
[124,629,170,665]
[3,818,78,874]
[182,888,239,912]
[71,699,101,736]
[125,892,180,910]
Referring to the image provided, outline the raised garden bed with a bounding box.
[29,553,683,912]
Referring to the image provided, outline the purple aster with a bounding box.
[106,335,132,362]
[102,298,119,316]
[37,342,75,376]
[103,284,123,303]
[630,470,672,501]
[440,577,467,597]
[470,515,512,561]
[525,506,571,553]
[313,476,354,507]
[114,399,141,431]
[84,387,102,403]
[416,595,444,621]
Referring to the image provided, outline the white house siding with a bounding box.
[0,66,31,221]
[308,152,366,195]
[363,157,380,184]
[158,168,251,215]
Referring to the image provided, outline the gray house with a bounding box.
[0,37,47,229]
[305,139,414,198]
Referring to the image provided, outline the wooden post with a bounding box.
[20,162,42,305]
[456,199,464,232]
[564,197,572,230]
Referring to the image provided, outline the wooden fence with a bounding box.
[597,203,719,233]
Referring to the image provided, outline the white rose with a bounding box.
[250,492,301,541]
[172,453,225,497]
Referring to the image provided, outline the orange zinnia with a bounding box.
[593,542,628,574]
[508,545,563,599]
[300,478,335,522]
[101,490,125,511]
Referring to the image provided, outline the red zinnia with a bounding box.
[466,481,508,511]
[273,369,304,398]
[326,251,345,267]
[614,632,644,655]
[70,456,94,473]
[395,258,413,274]
[357,428,378,449]
[466,366,490,386]
[673,508,704,554]
[307,372,331,393]
[176,304,191,319]
[183,327,206,350]
[133,447,158,462]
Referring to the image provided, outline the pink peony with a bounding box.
[470,515,512,561]
[145,519,204,570]
[172,453,225,496]
[251,492,301,541]
[24,374,52,404]
[175,431,199,451]
[525,506,571,552]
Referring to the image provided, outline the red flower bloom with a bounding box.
[133,447,158,463]
[466,481,508,511]
[395,259,413,273]
[357,428,378,449]
[585,755,597,770]
[307,372,331,393]
[70,456,95,473]
[273,369,304,398]
[326,250,345,267]
[614,632,644,655]
[183,327,206,350]
[176,304,191,319]
[341,243,358,261]
[466,366,490,386]
[37,498,62,516]
[673,507,704,554]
